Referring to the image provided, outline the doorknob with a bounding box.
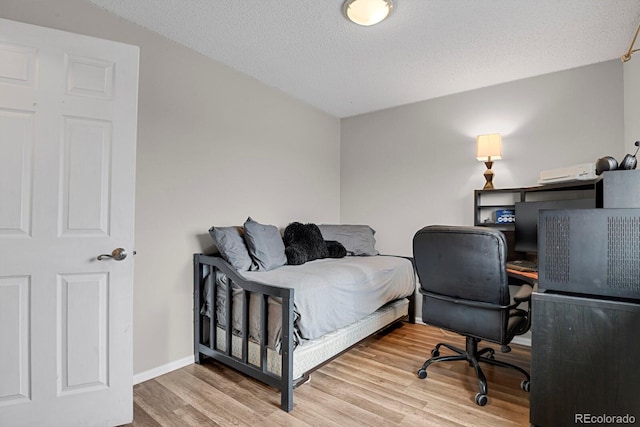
[97,248,128,261]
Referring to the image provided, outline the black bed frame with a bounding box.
[193,253,415,412]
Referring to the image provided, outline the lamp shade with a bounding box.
[476,134,503,161]
[343,0,393,26]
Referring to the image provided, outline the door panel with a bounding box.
[0,276,31,407]
[65,54,114,99]
[0,109,33,236]
[0,18,138,427]
[58,273,108,395]
[0,43,38,88]
[61,116,112,236]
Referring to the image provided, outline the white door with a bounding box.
[0,19,138,427]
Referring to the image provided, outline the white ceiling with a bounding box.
[87,0,640,118]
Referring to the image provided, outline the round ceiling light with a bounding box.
[343,0,394,26]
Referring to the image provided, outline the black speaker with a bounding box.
[538,208,640,300]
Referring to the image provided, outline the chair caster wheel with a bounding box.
[486,351,495,360]
[417,369,427,379]
[475,393,488,406]
[431,349,440,357]
[521,379,530,392]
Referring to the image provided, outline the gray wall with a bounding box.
[1,0,341,375]
[341,60,625,258]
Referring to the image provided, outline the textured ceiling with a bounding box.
[87,0,640,118]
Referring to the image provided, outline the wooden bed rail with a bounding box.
[193,253,295,411]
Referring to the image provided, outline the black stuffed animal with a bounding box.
[283,222,346,265]
[325,240,347,259]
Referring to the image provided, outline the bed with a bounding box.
[193,252,416,412]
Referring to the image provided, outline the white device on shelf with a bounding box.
[538,162,597,185]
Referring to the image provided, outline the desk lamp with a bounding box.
[476,133,502,190]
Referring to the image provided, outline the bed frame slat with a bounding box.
[260,294,268,371]
[209,266,216,352]
[193,259,203,364]
[224,276,232,356]
[281,291,294,411]
[241,290,249,363]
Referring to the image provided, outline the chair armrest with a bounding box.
[513,283,533,303]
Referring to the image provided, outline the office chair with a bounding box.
[412,225,532,406]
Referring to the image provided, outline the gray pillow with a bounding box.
[243,217,287,271]
[208,226,253,271]
[317,224,379,256]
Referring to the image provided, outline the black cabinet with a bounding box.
[530,291,640,427]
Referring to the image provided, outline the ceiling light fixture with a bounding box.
[621,21,640,62]
[343,0,394,27]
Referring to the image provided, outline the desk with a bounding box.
[507,268,537,285]
[507,267,640,425]
[506,269,535,349]
[529,290,640,426]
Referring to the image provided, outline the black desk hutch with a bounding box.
[475,171,640,426]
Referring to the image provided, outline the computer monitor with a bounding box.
[514,198,595,254]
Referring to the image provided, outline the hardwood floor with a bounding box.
[125,323,531,426]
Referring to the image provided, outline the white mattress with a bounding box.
[214,298,409,380]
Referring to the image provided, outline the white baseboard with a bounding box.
[511,335,531,347]
[133,355,195,385]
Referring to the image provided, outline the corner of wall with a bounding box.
[624,58,640,151]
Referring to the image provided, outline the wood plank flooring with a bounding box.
[124,323,531,426]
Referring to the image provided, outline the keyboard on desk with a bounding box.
[506,259,538,272]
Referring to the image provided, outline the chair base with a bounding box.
[416,336,530,406]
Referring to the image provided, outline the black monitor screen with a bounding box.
[514,198,595,253]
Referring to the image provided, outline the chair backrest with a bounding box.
[413,225,511,342]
